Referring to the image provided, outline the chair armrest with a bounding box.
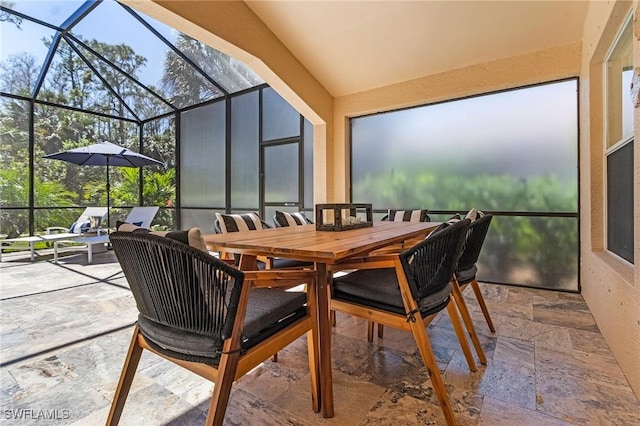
[243,269,317,288]
[46,227,69,235]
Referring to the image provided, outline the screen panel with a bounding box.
[180,102,226,208]
[264,143,299,203]
[231,92,259,209]
[607,141,634,263]
[262,87,300,141]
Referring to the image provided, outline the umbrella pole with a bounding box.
[106,159,110,230]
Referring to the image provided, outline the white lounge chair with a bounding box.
[53,206,160,264]
[0,207,107,262]
[44,206,109,238]
[117,206,159,229]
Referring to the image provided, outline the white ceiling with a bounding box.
[246,1,589,97]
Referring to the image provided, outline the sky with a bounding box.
[1,0,177,87]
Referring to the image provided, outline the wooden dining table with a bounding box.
[203,220,439,418]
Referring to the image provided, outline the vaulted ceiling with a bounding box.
[246,1,589,97]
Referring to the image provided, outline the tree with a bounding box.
[0,168,76,237]
[162,34,263,106]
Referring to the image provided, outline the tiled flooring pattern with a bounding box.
[1,249,639,425]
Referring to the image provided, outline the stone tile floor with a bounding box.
[1,248,639,425]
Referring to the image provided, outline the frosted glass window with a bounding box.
[352,79,579,291]
[262,87,299,140]
[181,208,221,234]
[264,143,298,203]
[352,80,578,213]
[481,216,577,291]
[231,92,259,208]
[180,102,226,207]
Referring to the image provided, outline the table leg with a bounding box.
[315,262,334,418]
[238,254,258,270]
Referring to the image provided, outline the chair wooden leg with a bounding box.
[206,348,241,426]
[366,322,384,342]
[451,280,487,365]
[271,353,278,362]
[107,325,144,426]
[330,309,336,326]
[469,279,495,333]
[409,313,457,426]
[446,300,477,372]
[367,321,374,342]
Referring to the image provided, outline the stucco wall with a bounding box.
[580,0,640,398]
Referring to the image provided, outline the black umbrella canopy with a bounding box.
[44,141,164,167]
[44,142,164,227]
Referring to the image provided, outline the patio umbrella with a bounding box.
[43,141,164,227]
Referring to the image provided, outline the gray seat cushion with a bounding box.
[456,265,477,284]
[260,258,314,269]
[333,268,451,316]
[138,288,306,364]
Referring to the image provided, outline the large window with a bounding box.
[605,15,634,264]
[351,79,579,291]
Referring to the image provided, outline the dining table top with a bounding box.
[202,221,440,263]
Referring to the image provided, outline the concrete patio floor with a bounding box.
[1,248,639,425]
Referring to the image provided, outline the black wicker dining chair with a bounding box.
[273,210,314,227]
[107,231,319,426]
[214,212,312,270]
[453,214,495,332]
[367,208,432,340]
[381,208,431,222]
[369,213,490,366]
[330,219,472,426]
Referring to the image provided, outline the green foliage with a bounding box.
[0,36,177,233]
[354,171,578,288]
[0,167,77,237]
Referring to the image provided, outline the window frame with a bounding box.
[603,12,635,265]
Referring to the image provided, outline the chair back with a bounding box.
[399,219,470,302]
[79,207,108,222]
[67,207,108,233]
[457,214,493,272]
[382,209,430,222]
[214,212,271,233]
[110,232,245,360]
[273,211,313,227]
